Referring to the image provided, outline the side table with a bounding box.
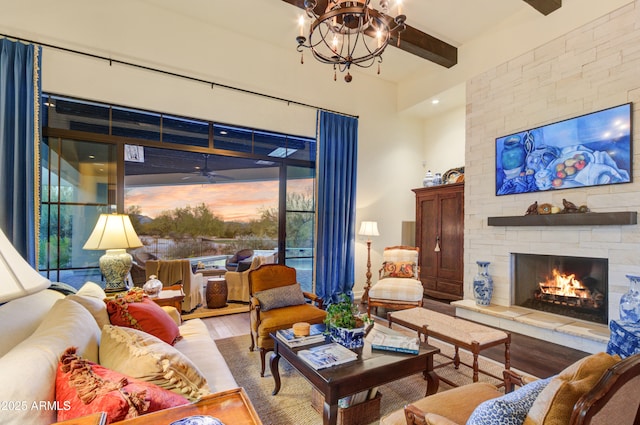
[115,387,262,424]
[206,277,228,308]
[607,319,640,358]
[151,284,185,313]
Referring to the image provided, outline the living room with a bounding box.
[1,0,640,424]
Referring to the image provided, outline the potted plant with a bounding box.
[324,294,372,349]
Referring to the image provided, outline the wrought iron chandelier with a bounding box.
[296,0,406,82]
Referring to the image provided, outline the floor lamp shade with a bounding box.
[83,213,143,293]
[358,221,380,237]
[0,228,51,303]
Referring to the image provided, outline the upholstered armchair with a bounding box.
[225,249,254,271]
[226,254,275,303]
[367,246,424,317]
[248,264,326,376]
[145,259,204,313]
[380,352,640,425]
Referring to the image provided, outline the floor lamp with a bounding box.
[359,221,379,304]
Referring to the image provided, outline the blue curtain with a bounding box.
[0,38,42,264]
[315,110,358,304]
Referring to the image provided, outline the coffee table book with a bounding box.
[298,342,357,370]
[366,324,420,354]
[276,324,326,347]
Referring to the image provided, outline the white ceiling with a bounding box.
[140,0,545,87]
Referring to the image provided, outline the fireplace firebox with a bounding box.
[513,253,608,324]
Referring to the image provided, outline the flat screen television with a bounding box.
[495,103,632,195]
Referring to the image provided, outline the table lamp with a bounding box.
[0,228,51,303]
[83,213,143,293]
[358,221,379,304]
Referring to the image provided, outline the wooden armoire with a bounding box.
[412,182,464,300]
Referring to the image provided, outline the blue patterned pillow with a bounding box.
[466,377,552,425]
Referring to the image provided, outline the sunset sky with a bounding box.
[125,179,312,222]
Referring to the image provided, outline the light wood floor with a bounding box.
[199,299,590,378]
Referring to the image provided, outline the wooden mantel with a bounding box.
[487,211,637,226]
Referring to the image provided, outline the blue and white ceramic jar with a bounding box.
[620,274,640,323]
[473,261,493,306]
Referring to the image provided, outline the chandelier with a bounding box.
[296,0,406,82]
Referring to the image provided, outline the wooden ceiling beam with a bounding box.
[281,0,457,68]
[522,0,561,15]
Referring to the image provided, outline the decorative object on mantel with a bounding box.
[295,0,407,82]
[472,261,493,306]
[620,274,640,323]
[523,199,589,216]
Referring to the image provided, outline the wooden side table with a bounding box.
[53,412,106,425]
[206,277,228,309]
[151,284,185,312]
[116,387,262,424]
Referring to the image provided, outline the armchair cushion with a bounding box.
[254,283,306,311]
[467,377,551,425]
[368,278,424,302]
[524,352,620,425]
[380,261,417,279]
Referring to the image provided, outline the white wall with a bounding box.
[0,1,424,296]
[422,105,466,178]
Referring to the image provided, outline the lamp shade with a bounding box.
[358,221,380,237]
[83,213,143,250]
[0,228,51,303]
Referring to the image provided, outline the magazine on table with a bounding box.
[276,324,326,347]
[366,323,420,354]
[298,342,358,370]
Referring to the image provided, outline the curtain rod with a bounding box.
[0,33,359,119]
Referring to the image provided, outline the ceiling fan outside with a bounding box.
[181,154,234,183]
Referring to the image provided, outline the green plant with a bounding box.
[324,294,371,329]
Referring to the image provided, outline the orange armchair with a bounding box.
[248,264,326,376]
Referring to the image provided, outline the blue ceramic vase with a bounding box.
[473,261,493,306]
[620,274,640,323]
[330,326,366,349]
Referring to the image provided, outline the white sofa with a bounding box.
[0,282,237,425]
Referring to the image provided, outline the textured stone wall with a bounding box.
[465,1,640,321]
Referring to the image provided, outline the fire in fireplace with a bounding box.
[513,253,608,324]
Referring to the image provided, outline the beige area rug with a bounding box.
[216,334,525,425]
[182,302,249,320]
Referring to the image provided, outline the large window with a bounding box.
[40,94,316,291]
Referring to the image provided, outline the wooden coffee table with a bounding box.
[269,333,440,425]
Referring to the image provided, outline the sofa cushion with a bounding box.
[56,347,189,423]
[0,289,64,357]
[254,283,306,311]
[0,298,101,425]
[173,318,238,393]
[524,352,620,425]
[99,325,210,401]
[106,293,180,345]
[467,377,552,425]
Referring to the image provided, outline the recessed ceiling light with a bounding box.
[431,99,440,105]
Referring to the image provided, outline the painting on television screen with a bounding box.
[495,103,632,196]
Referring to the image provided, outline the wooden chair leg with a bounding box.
[249,332,255,351]
[259,348,267,377]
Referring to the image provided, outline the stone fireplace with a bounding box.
[512,253,608,325]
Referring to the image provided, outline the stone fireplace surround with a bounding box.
[453,1,640,355]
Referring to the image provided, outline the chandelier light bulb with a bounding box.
[397,0,403,15]
[298,15,305,37]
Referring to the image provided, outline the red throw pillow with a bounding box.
[107,294,180,345]
[56,347,189,424]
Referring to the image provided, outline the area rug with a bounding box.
[182,302,249,320]
[216,334,523,425]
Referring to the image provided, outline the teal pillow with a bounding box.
[466,377,552,425]
[255,284,306,311]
